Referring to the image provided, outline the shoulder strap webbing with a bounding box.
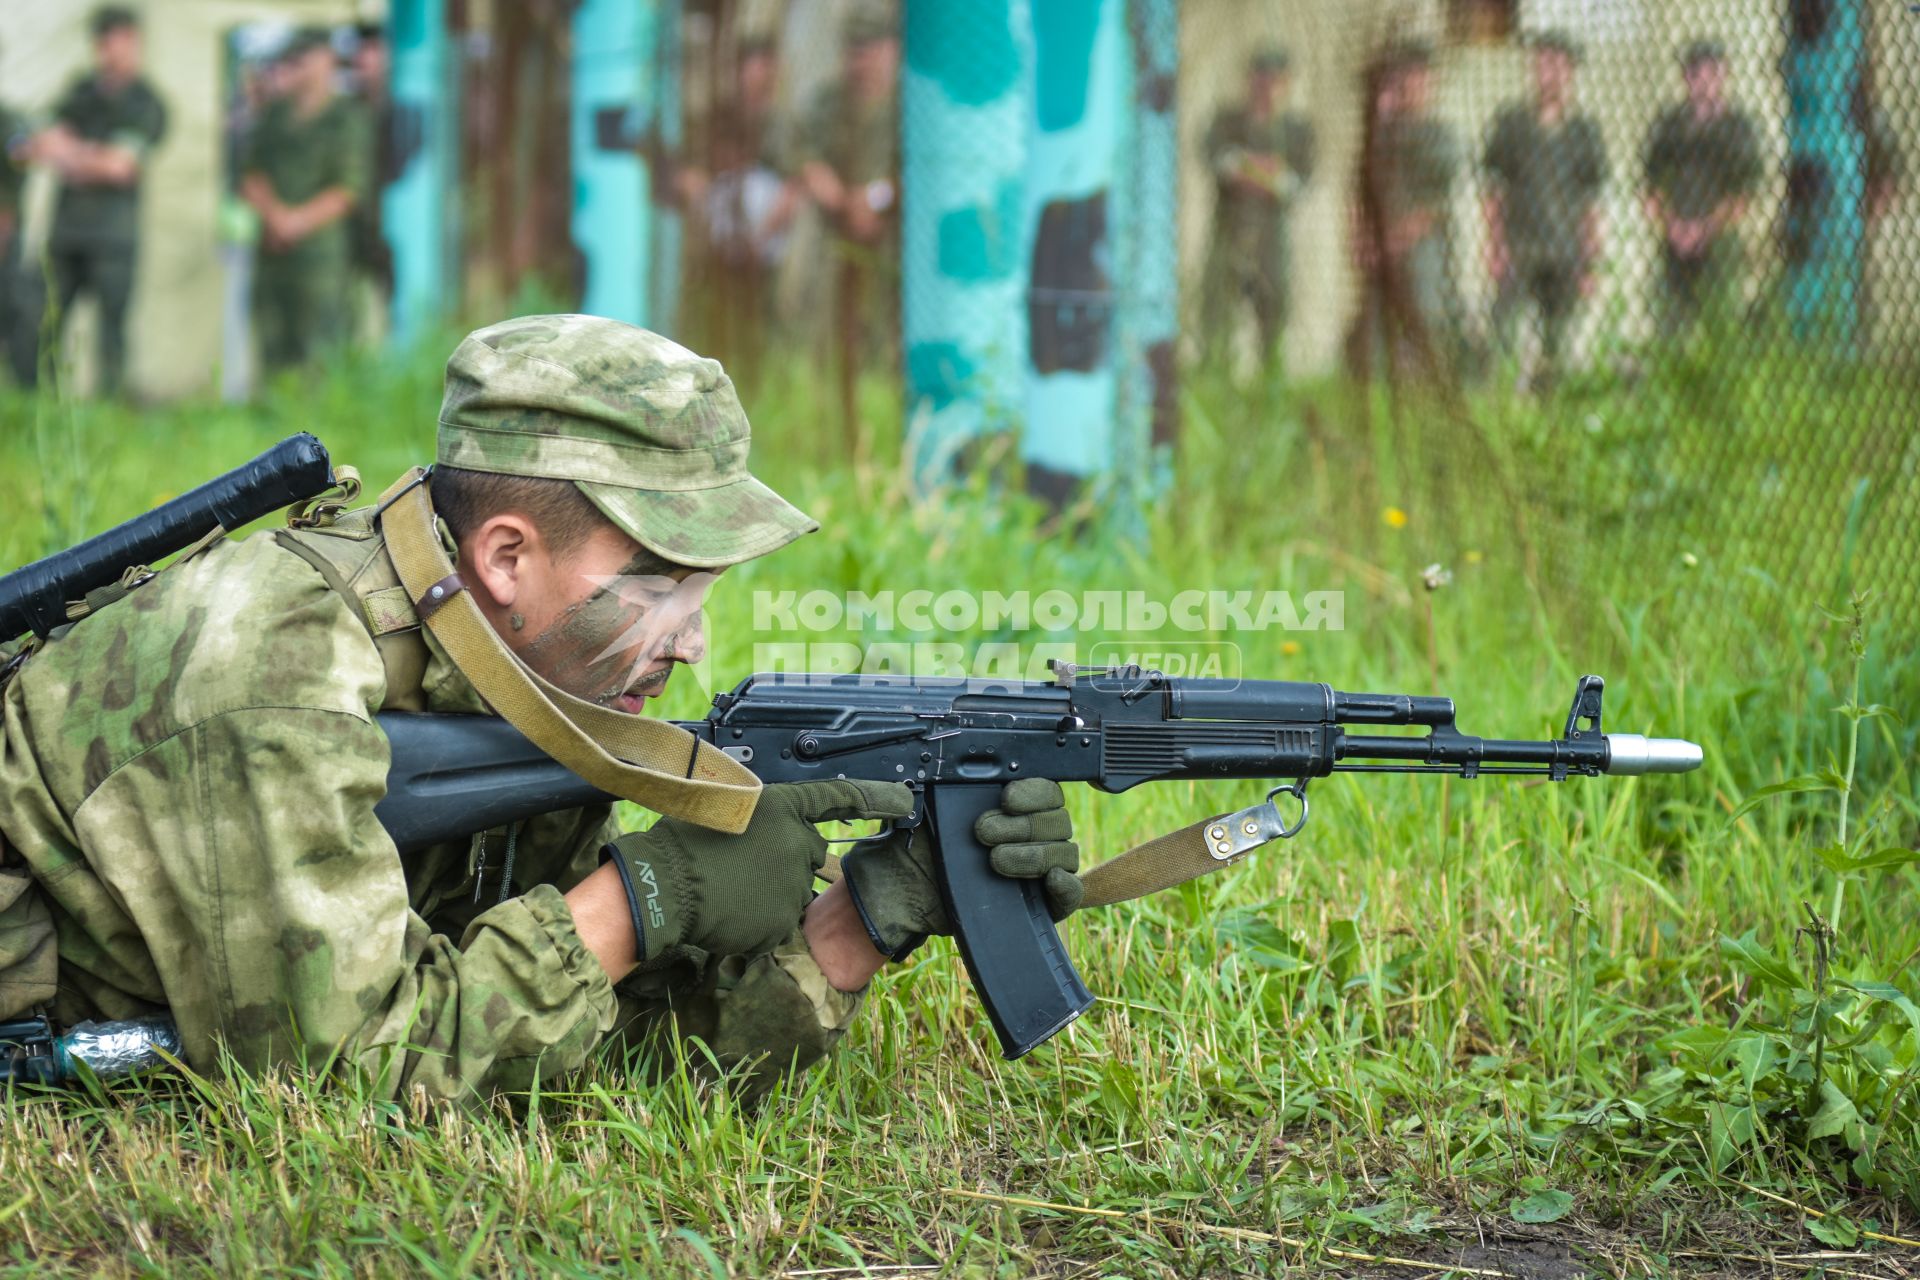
[377,468,762,834]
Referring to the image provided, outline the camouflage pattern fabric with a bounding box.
[436,314,818,569]
[1483,104,1608,370]
[49,72,168,249]
[243,96,372,371]
[1866,109,1903,199]
[0,502,856,1103]
[608,925,864,1104]
[1353,115,1463,375]
[1369,115,1458,227]
[46,244,137,396]
[1201,105,1316,357]
[797,82,897,194]
[1644,106,1762,333]
[1482,106,1607,270]
[350,97,397,293]
[0,106,26,221]
[0,105,26,380]
[796,80,900,431]
[1643,105,1762,222]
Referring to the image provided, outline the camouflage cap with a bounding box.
[436,315,818,569]
[844,3,896,46]
[282,25,335,60]
[1249,46,1292,76]
[1530,29,1582,63]
[1682,38,1726,70]
[1384,37,1435,72]
[90,4,139,37]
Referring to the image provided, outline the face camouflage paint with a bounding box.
[518,552,719,710]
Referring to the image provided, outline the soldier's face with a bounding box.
[294,46,337,95]
[95,27,142,80]
[740,50,778,105]
[1533,49,1574,102]
[1684,59,1725,108]
[355,39,390,91]
[1399,65,1432,113]
[513,524,719,713]
[849,38,899,95]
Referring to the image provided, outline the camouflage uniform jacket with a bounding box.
[0,105,28,223]
[1643,104,1762,222]
[1482,104,1608,269]
[49,72,168,248]
[1369,114,1459,230]
[797,80,897,239]
[243,95,371,263]
[1205,107,1315,267]
[0,505,623,1099]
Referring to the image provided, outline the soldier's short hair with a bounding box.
[843,4,895,47]
[282,25,335,61]
[90,5,139,38]
[431,467,611,559]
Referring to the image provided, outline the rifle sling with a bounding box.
[377,468,762,835]
[1080,816,1245,909]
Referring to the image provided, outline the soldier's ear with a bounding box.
[463,512,543,610]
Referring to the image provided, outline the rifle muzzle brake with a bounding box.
[1602,734,1704,775]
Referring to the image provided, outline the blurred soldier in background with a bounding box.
[1481,31,1607,389]
[1348,39,1461,382]
[350,24,395,319]
[1200,47,1316,371]
[0,86,28,380]
[1642,40,1761,338]
[240,27,370,374]
[1865,108,1902,227]
[18,5,167,397]
[797,6,900,441]
[682,35,798,376]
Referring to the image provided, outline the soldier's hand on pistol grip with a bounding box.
[601,779,917,965]
[841,778,1084,962]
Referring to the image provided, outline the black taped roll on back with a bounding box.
[0,433,334,642]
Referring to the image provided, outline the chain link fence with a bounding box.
[659,0,1914,629]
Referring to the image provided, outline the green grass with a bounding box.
[1,332,1918,1277]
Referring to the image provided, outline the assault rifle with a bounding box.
[375,665,1701,1058]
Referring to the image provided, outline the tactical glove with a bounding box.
[603,779,916,965]
[841,777,1083,961]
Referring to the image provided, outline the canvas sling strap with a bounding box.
[376,468,762,835]
[1079,779,1310,909]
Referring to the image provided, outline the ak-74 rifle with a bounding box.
[376,664,1702,1058]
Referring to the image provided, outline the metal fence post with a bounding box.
[386,0,457,345]
[571,0,666,327]
[1785,0,1868,343]
[902,0,1034,486]
[1023,0,1126,507]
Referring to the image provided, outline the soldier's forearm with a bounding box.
[801,162,846,213]
[55,140,140,186]
[804,880,888,993]
[284,187,358,239]
[566,859,643,982]
[240,173,281,217]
